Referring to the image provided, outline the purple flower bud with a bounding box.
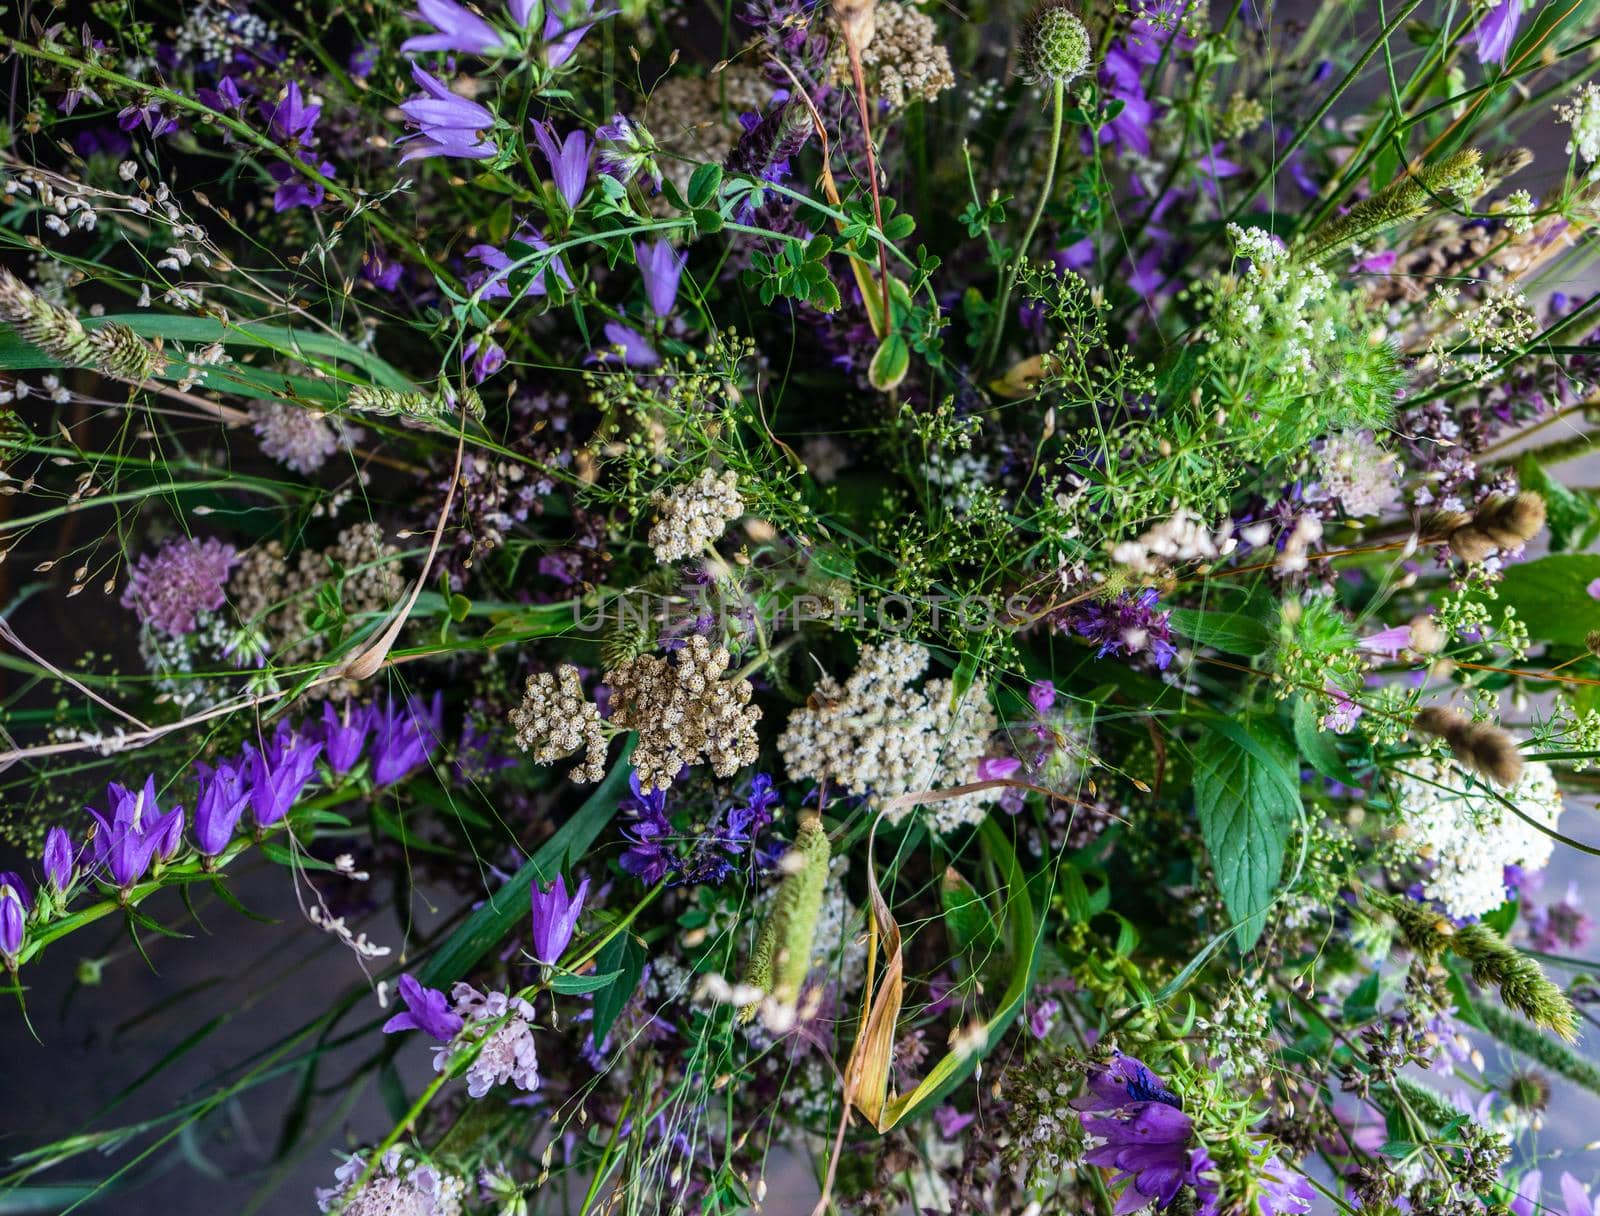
[371,693,444,786]
[193,758,250,856]
[382,973,463,1041]
[0,875,26,960]
[1028,679,1057,716]
[244,722,323,828]
[530,873,590,965]
[634,239,686,318]
[320,701,372,775]
[542,0,603,68]
[530,120,592,209]
[42,827,75,893]
[464,336,506,384]
[1471,0,1523,65]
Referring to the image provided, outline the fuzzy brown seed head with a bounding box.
[1586,630,1600,658]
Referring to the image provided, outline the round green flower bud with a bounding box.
[1021,0,1092,86]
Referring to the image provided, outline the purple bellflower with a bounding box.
[42,826,76,893]
[597,321,660,368]
[383,973,464,1041]
[260,82,334,212]
[86,776,184,889]
[1074,1054,1217,1215]
[244,721,323,828]
[635,239,686,317]
[542,0,605,68]
[530,120,592,208]
[193,758,251,856]
[0,872,27,960]
[401,0,505,55]
[320,701,372,774]
[1472,0,1523,66]
[465,228,573,300]
[530,873,591,965]
[398,65,498,163]
[371,692,444,785]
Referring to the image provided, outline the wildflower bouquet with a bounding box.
[4,0,1600,1212]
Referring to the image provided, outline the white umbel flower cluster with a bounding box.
[647,469,744,563]
[1392,759,1564,920]
[1311,429,1402,519]
[1560,83,1600,172]
[778,638,999,832]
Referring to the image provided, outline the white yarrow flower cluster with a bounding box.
[435,985,540,1099]
[778,638,1000,832]
[315,1148,466,1216]
[1560,83,1600,171]
[647,469,744,563]
[1392,759,1564,920]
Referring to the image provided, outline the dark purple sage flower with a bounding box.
[86,777,183,888]
[193,758,250,856]
[619,773,677,884]
[1074,1054,1215,1214]
[42,827,75,893]
[725,100,812,189]
[1472,0,1523,65]
[401,0,505,55]
[382,973,464,1041]
[244,721,323,828]
[530,120,592,208]
[398,65,499,163]
[530,873,590,965]
[0,873,26,961]
[1065,588,1177,670]
[371,692,444,785]
[635,239,686,317]
[320,701,372,774]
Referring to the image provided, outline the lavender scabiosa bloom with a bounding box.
[530,120,591,208]
[383,973,464,1041]
[250,401,355,474]
[635,240,686,317]
[243,721,323,828]
[398,65,498,163]
[0,873,26,961]
[401,0,505,55]
[121,537,239,637]
[441,985,540,1097]
[316,1148,467,1215]
[371,692,444,785]
[530,873,590,965]
[193,758,250,856]
[320,701,372,774]
[1472,0,1523,65]
[86,777,183,889]
[1066,588,1177,669]
[42,827,75,893]
[1075,1053,1213,1214]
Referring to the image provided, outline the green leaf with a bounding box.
[868,333,910,392]
[1293,696,1358,785]
[691,207,724,234]
[1168,607,1271,656]
[883,213,916,240]
[549,968,623,994]
[940,867,999,954]
[1489,554,1600,648]
[1192,718,1300,950]
[687,162,722,209]
[590,932,646,1047]
[809,276,842,314]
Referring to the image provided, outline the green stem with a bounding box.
[981,78,1065,373]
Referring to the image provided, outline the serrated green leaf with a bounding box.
[1168,607,1271,656]
[1293,696,1358,785]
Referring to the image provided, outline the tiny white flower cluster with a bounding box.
[1218,224,1335,377]
[1392,759,1564,920]
[647,468,745,563]
[307,904,393,960]
[1560,83,1600,171]
[436,985,540,1099]
[778,638,1000,832]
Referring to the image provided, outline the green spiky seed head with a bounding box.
[1020,0,1092,86]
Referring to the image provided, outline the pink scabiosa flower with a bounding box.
[530,873,590,965]
[86,777,184,889]
[250,400,357,474]
[401,0,505,55]
[383,973,464,1041]
[397,65,499,163]
[442,985,539,1097]
[121,536,239,637]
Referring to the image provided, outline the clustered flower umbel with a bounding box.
[831,0,957,109]
[778,638,1000,832]
[508,665,608,783]
[647,469,744,563]
[1393,757,1563,921]
[606,634,762,793]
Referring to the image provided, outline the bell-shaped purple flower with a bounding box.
[42,827,75,893]
[1075,1054,1213,1215]
[398,65,499,163]
[635,239,686,317]
[86,776,183,889]
[193,758,251,856]
[464,336,506,384]
[597,321,659,368]
[244,721,323,828]
[530,873,590,965]
[371,692,444,786]
[382,973,463,1041]
[320,700,372,775]
[0,873,26,961]
[401,0,505,55]
[542,0,603,68]
[530,120,592,209]
[1472,0,1523,65]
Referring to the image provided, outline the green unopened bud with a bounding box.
[1020,0,1092,86]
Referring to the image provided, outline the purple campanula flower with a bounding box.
[118,99,180,138]
[193,758,250,856]
[268,158,333,212]
[320,701,372,774]
[382,973,463,1041]
[1255,1155,1315,1215]
[1472,0,1523,66]
[86,776,183,889]
[260,81,320,144]
[530,120,591,208]
[1587,578,1600,600]
[933,1105,976,1138]
[1074,1054,1213,1213]
[349,43,379,78]
[977,755,1022,782]
[43,827,76,893]
[634,239,686,317]
[596,321,659,367]
[371,692,444,785]
[0,873,26,961]
[401,0,505,55]
[595,114,660,189]
[542,0,604,68]
[464,336,506,384]
[530,873,590,965]
[198,76,245,115]
[465,229,572,300]
[244,721,323,828]
[398,65,498,163]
